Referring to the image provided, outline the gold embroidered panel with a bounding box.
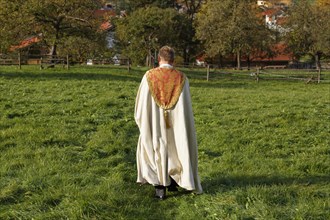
[146,67,186,110]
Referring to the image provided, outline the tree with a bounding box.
[315,1,330,60]
[179,0,204,19]
[0,0,106,57]
[315,0,330,7]
[0,1,28,53]
[113,1,203,65]
[177,0,204,64]
[284,0,330,69]
[115,6,190,66]
[59,35,108,63]
[194,0,275,68]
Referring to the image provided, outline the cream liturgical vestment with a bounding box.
[134,65,203,194]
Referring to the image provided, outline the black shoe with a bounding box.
[167,177,179,192]
[155,186,166,200]
[167,185,178,192]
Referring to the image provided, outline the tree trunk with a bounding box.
[50,26,60,56]
[315,52,321,70]
[50,43,57,56]
[237,50,241,70]
[48,42,58,66]
[218,54,222,68]
[146,48,153,67]
[315,52,322,83]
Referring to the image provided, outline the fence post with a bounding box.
[40,57,43,70]
[207,64,210,81]
[318,68,321,84]
[18,52,21,69]
[127,59,130,73]
[256,67,260,82]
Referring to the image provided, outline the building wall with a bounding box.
[259,0,293,7]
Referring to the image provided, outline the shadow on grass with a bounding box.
[190,81,252,89]
[0,71,143,83]
[0,66,261,90]
[0,65,257,86]
[202,174,330,194]
[0,68,143,82]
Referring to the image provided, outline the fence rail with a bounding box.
[0,54,132,71]
[205,66,328,83]
[1,54,329,83]
[0,54,70,69]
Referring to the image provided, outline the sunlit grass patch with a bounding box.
[0,65,329,219]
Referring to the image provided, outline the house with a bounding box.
[94,8,117,48]
[10,36,41,51]
[9,35,48,64]
[195,53,207,66]
[262,8,283,28]
[257,0,292,8]
[258,1,269,7]
[260,6,289,34]
[245,43,293,67]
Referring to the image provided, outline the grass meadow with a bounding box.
[0,65,329,219]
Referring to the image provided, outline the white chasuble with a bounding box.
[134,67,203,194]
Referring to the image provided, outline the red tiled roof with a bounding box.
[94,9,115,31]
[10,36,41,51]
[100,21,112,31]
[262,8,280,16]
[93,9,116,17]
[253,43,292,61]
[276,17,287,25]
[256,54,291,61]
[10,9,116,52]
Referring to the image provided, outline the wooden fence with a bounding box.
[1,54,329,83]
[39,55,69,70]
[0,54,131,71]
[203,65,328,83]
[175,63,329,84]
[0,53,70,69]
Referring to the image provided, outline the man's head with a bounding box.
[158,46,175,64]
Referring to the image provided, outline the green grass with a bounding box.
[0,65,329,219]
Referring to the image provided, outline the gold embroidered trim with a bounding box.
[146,67,186,129]
[146,67,186,110]
[164,110,170,128]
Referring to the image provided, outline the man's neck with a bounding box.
[159,63,173,68]
[159,61,173,68]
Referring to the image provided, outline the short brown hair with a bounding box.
[158,46,175,63]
